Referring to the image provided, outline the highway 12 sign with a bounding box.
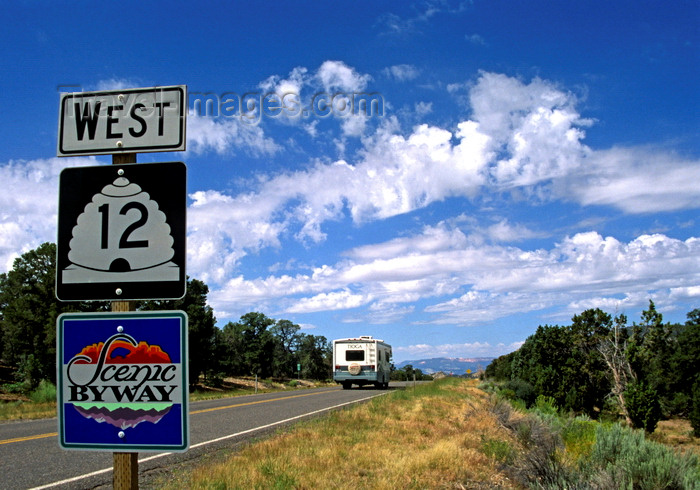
[57,85,186,156]
[56,162,186,301]
[57,311,189,452]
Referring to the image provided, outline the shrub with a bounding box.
[29,380,56,404]
[481,436,516,465]
[559,416,597,462]
[534,395,558,416]
[2,380,30,394]
[504,378,536,407]
[205,372,225,388]
[16,354,44,390]
[625,381,662,433]
[589,423,699,489]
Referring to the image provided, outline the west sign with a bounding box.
[57,85,186,156]
[57,311,189,452]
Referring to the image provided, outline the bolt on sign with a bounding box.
[57,311,189,452]
[56,162,186,301]
[57,85,186,156]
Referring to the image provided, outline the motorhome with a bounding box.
[333,336,392,389]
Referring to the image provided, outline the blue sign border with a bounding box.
[56,311,189,452]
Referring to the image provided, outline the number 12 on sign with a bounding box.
[98,201,150,250]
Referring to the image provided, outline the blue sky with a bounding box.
[1,1,698,362]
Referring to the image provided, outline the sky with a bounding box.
[1,0,698,363]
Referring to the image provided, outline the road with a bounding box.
[0,385,395,489]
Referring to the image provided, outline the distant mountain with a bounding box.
[396,357,494,375]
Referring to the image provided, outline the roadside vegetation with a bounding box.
[154,378,699,489]
[486,303,700,437]
[478,383,700,489]
[0,377,57,420]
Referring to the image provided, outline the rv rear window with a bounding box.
[346,350,365,361]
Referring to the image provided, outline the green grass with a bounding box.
[29,380,56,403]
[481,435,517,465]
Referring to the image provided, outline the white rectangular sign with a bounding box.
[58,85,186,156]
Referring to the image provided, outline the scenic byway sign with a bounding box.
[57,85,186,156]
[56,162,186,301]
[57,311,189,452]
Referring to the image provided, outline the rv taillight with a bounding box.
[369,365,375,370]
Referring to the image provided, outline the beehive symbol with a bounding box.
[62,175,179,284]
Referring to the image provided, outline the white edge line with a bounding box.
[30,392,386,490]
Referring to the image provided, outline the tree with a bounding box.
[484,351,516,381]
[511,324,587,411]
[691,380,700,437]
[139,278,217,385]
[270,319,301,378]
[391,364,431,381]
[625,380,661,433]
[640,301,673,399]
[223,312,276,378]
[219,321,247,375]
[624,300,676,416]
[296,334,331,380]
[0,243,104,387]
[568,309,612,416]
[598,313,634,425]
[671,309,700,422]
[507,311,612,416]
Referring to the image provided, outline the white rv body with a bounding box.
[333,336,392,389]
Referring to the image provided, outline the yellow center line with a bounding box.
[191,389,338,414]
[0,388,340,445]
[0,432,58,445]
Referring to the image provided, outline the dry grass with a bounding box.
[651,418,700,457]
[158,378,517,489]
[0,399,56,420]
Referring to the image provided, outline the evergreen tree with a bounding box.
[671,309,700,419]
[625,380,662,433]
[224,312,276,378]
[0,243,104,387]
[296,334,331,380]
[569,308,612,416]
[510,322,607,414]
[270,319,301,378]
[626,301,675,416]
[139,277,217,385]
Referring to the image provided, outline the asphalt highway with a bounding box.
[0,385,395,489]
